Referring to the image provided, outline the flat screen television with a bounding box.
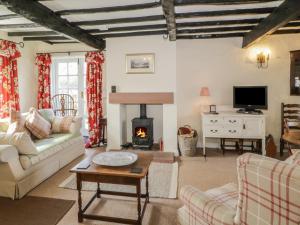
[233,86,268,113]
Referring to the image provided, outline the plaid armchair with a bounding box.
[178,153,300,225]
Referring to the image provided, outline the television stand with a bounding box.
[236,108,263,115]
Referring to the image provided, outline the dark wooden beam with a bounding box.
[177,32,245,39]
[47,41,80,44]
[0,14,20,20]
[73,15,165,26]
[0,23,40,29]
[243,0,300,48]
[162,0,176,41]
[23,36,69,41]
[93,25,167,34]
[95,30,167,38]
[0,0,105,49]
[175,0,280,5]
[73,7,274,27]
[176,18,261,27]
[177,25,254,34]
[56,2,161,15]
[176,7,275,19]
[273,28,300,35]
[8,31,58,36]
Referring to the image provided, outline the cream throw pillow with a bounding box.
[0,132,38,155]
[7,109,28,135]
[25,108,51,139]
[52,116,74,133]
[285,149,300,165]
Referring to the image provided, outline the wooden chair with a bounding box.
[280,103,300,156]
[51,94,77,117]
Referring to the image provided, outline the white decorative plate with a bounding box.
[92,152,138,167]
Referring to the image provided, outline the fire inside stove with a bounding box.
[135,127,147,138]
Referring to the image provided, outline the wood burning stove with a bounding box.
[132,104,153,149]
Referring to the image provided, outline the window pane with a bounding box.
[58,89,68,94]
[68,76,78,89]
[69,89,78,107]
[58,76,68,89]
[84,63,87,75]
[68,62,78,75]
[58,63,67,75]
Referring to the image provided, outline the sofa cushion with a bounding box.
[38,109,55,123]
[19,134,81,169]
[25,108,51,139]
[0,132,38,155]
[51,116,74,133]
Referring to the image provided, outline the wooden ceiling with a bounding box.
[0,0,299,49]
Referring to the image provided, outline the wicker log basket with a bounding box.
[178,125,198,156]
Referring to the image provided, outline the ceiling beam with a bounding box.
[273,28,300,35]
[0,14,20,20]
[176,7,275,19]
[94,24,167,34]
[177,32,245,39]
[56,2,161,15]
[0,0,105,49]
[8,31,58,36]
[176,18,261,27]
[175,0,280,5]
[177,25,254,34]
[23,36,69,41]
[243,0,300,48]
[73,15,165,26]
[0,23,40,29]
[96,30,167,38]
[162,0,176,41]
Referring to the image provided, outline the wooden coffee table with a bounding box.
[70,152,152,225]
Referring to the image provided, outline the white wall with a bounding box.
[0,31,37,112]
[106,36,178,152]
[176,34,300,146]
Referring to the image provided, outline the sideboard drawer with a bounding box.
[204,126,223,137]
[223,127,242,137]
[223,117,242,126]
[203,117,223,125]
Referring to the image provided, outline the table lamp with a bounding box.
[200,87,217,114]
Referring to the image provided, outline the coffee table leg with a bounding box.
[97,182,101,198]
[76,174,83,223]
[137,180,142,225]
[146,172,150,203]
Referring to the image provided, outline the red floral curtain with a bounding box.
[35,53,52,109]
[0,40,21,118]
[85,51,104,147]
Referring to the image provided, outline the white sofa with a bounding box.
[0,112,85,199]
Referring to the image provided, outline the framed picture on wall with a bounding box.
[126,53,155,74]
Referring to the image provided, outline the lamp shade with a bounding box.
[200,87,210,96]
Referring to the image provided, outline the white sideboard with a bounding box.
[201,111,266,158]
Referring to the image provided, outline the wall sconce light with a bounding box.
[256,48,270,69]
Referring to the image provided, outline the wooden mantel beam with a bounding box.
[0,0,105,50]
[162,0,176,41]
[243,0,300,48]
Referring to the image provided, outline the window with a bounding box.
[52,57,88,135]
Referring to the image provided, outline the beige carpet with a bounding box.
[59,162,178,199]
[0,196,74,225]
[27,148,238,225]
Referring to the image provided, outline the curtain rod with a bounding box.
[0,38,24,48]
[36,50,106,55]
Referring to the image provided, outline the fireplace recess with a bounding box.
[132,104,153,149]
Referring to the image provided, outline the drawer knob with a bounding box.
[210,129,218,133]
[229,130,237,133]
[229,120,237,123]
[210,120,218,123]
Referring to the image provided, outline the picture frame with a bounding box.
[126,53,155,74]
